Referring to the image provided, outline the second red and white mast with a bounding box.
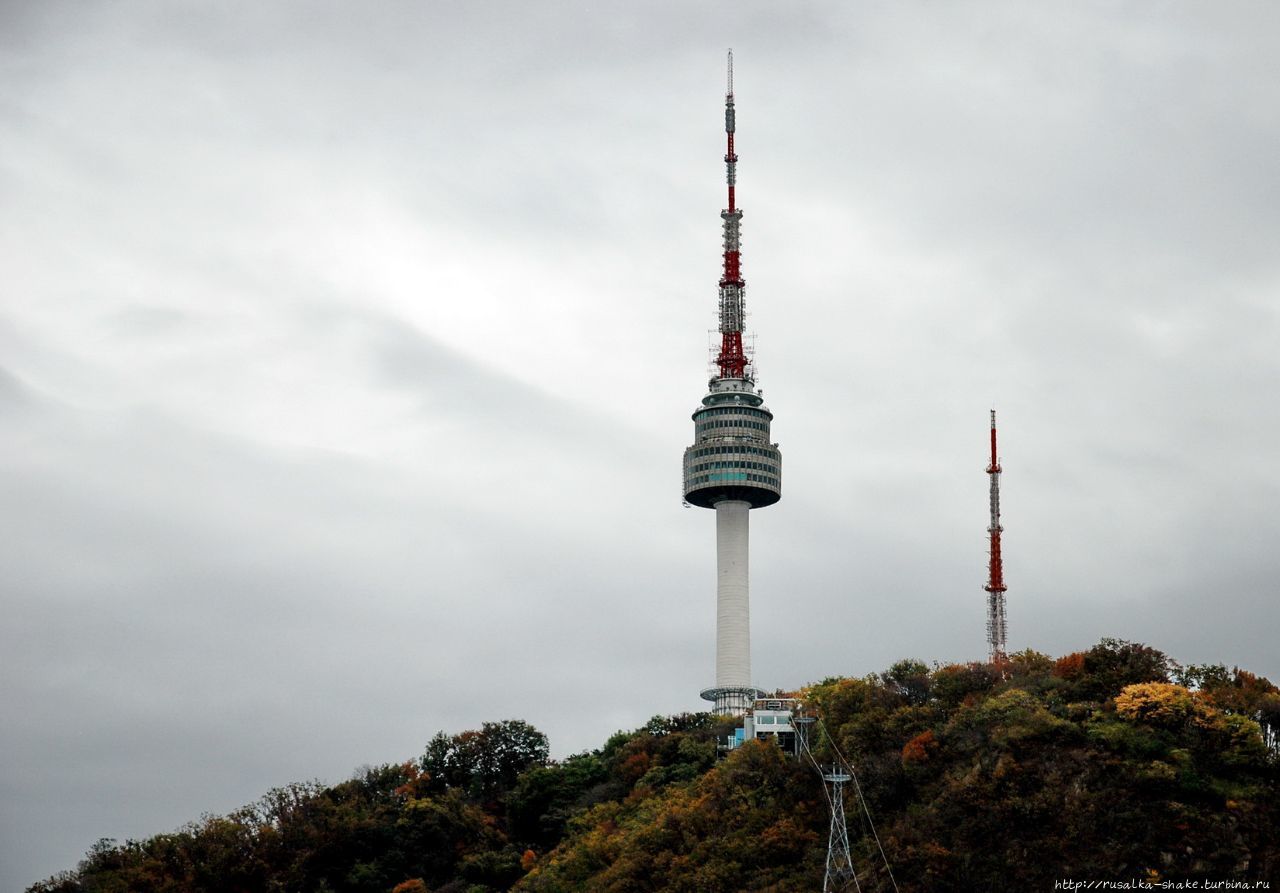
[984,410,1008,663]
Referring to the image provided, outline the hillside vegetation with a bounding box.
[29,640,1280,892]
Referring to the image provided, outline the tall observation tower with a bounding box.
[683,52,783,716]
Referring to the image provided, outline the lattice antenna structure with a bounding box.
[794,713,817,757]
[823,767,859,892]
[717,48,748,381]
[683,52,783,716]
[984,410,1008,663]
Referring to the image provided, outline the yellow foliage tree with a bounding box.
[1114,682,1201,726]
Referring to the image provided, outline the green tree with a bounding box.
[422,720,550,801]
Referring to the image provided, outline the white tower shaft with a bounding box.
[714,500,752,714]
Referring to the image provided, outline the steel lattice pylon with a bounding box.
[984,409,1008,664]
[823,767,858,892]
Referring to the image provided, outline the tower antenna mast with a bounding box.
[717,49,748,380]
[984,410,1008,663]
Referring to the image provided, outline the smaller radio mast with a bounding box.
[984,410,1008,664]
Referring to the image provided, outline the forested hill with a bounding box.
[29,640,1280,892]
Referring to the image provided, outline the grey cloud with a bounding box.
[5,2,1280,889]
[1,375,699,887]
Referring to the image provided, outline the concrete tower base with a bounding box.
[706,500,752,715]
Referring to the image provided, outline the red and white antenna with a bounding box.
[716,49,749,380]
[984,410,1008,663]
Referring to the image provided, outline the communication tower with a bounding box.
[682,51,783,716]
[984,410,1008,663]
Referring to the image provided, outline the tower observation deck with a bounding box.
[682,51,783,716]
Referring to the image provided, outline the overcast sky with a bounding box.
[3,1,1279,888]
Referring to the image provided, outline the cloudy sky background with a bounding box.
[3,1,1279,887]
